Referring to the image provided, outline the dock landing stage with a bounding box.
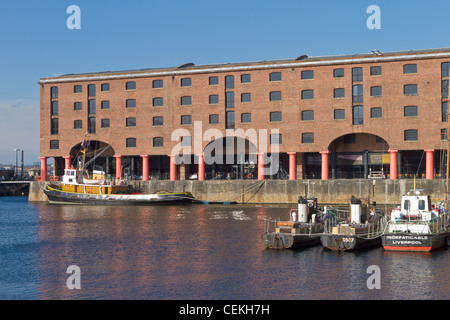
[28,179,446,205]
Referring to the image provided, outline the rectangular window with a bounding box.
[241,74,251,83]
[241,93,251,103]
[370,86,382,97]
[88,99,96,114]
[51,101,58,116]
[74,85,82,93]
[442,79,449,99]
[225,75,235,89]
[353,84,363,103]
[74,102,82,111]
[209,114,219,124]
[74,120,82,129]
[153,116,163,126]
[270,111,282,122]
[209,76,218,85]
[181,96,191,105]
[403,64,417,74]
[370,107,382,118]
[126,117,136,127]
[404,129,418,141]
[126,81,136,90]
[153,137,163,147]
[270,72,281,81]
[226,111,235,129]
[126,99,136,108]
[50,140,59,150]
[88,84,96,97]
[181,115,192,125]
[270,91,281,101]
[301,110,314,121]
[153,97,163,107]
[370,66,382,76]
[152,79,163,88]
[181,136,191,147]
[442,62,450,77]
[101,100,110,110]
[101,83,109,91]
[301,70,314,80]
[334,88,345,98]
[51,87,58,99]
[88,116,96,134]
[270,133,282,145]
[404,84,418,95]
[241,113,251,123]
[441,128,448,141]
[181,78,191,87]
[334,109,345,120]
[126,138,136,148]
[333,68,344,78]
[302,133,314,144]
[352,67,363,82]
[301,90,314,100]
[101,119,110,128]
[225,92,235,108]
[51,118,59,134]
[209,95,219,104]
[442,101,448,122]
[404,106,418,117]
[352,105,363,125]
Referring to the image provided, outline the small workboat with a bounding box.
[320,196,386,251]
[381,191,449,252]
[262,196,337,249]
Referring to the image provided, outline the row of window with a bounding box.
[51,61,448,100]
[49,126,425,151]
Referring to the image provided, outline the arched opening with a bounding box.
[203,136,258,179]
[69,140,116,175]
[328,133,390,179]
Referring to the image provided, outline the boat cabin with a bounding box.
[62,168,84,184]
[391,192,434,221]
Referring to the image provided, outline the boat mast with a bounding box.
[446,67,450,210]
[80,134,89,170]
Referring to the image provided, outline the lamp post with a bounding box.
[13,148,20,180]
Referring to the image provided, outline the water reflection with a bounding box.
[3,201,448,299]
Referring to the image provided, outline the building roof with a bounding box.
[39,47,450,84]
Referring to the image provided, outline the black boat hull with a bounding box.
[262,233,321,249]
[320,234,381,251]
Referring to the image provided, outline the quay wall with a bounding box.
[29,179,447,205]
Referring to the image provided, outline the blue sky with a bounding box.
[0,0,449,165]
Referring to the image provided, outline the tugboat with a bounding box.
[262,196,337,249]
[320,196,386,251]
[43,137,195,205]
[381,191,449,252]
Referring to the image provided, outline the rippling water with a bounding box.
[0,197,448,300]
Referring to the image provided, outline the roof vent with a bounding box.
[177,62,195,69]
[295,55,308,61]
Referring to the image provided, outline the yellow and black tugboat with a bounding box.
[43,138,194,205]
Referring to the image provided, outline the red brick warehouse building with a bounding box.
[38,48,450,181]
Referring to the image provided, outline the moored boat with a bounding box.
[43,136,195,205]
[262,196,337,249]
[320,196,386,251]
[381,191,449,252]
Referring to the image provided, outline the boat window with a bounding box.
[418,200,426,210]
[403,200,410,210]
[70,171,75,176]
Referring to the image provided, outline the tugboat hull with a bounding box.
[43,185,194,205]
[382,232,449,252]
[320,234,381,251]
